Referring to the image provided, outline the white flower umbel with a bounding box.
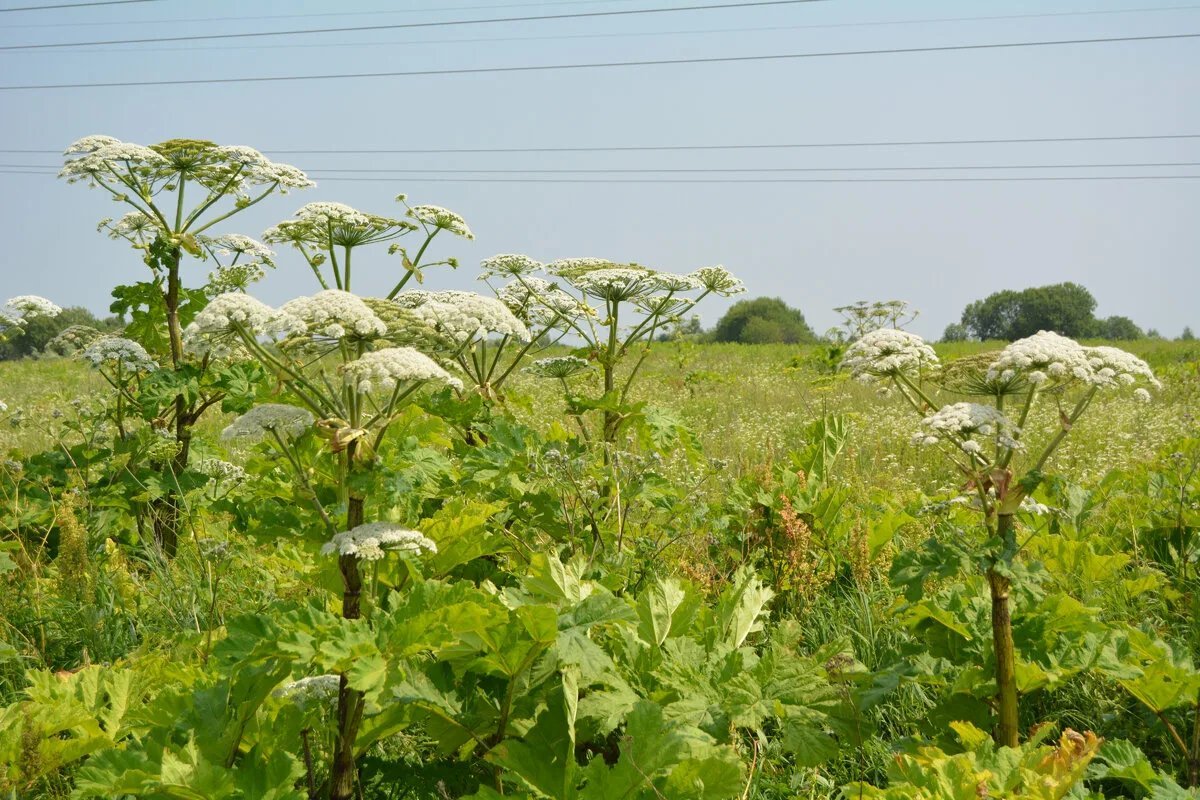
[198,233,275,266]
[497,278,587,326]
[986,331,1093,385]
[841,328,939,382]
[211,146,314,190]
[273,674,340,708]
[101,211,161,242]
[320,521,437,562]
[690,265,746,296]
[3,295,63,324]
[341,347,462,394]
[1083,345,1161,391]
[194,457,248,484]
[294,201,370,228]
[405,204,473,239]
[279,290,388,341]
[58,142,168,185]
[568,268,660,302]
[47,325,103,356]
[546,257,615,277]
[480,253,543,279]
[400,290,530,344]
[526,355,593,379]
[916,402,1023,452]
[207,263,268,295]
[652,273,705,293]
[63,135,122,155]
[188,293,291,337]
[82,336,157,372]
[221,404,314,441]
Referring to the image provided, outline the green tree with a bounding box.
[961,283,1098,341]
[941,322,969,343]
[1181,326,1196,341]
[0,306,120,360]
[1093,315,1144,341]
[711,297,816,344]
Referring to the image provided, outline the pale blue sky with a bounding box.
[1,0,1196,338]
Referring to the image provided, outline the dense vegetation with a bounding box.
[710,297,817,344]
[958,282,1149,342]
[1,136,1199,800]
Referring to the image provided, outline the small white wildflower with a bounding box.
[406,204,473,239]
[840,328,939,381]
[82,336,157,372]
[320,521,437,561]
[221,404,314,441]
[341,347,462,394]
[1133,387,1152,403]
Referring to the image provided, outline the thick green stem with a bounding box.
[989,512,1019,748]
[330,477,365,800]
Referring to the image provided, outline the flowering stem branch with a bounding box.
[1030,386,1098,473]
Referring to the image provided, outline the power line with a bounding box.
[2,0,651,28]
[0,0,826,50]
[5,169,1200,183]
[5,133,1200,155]
[0,0,163,11]
[2,32,1195,90]
[11,4,1200,52]
[14,161,1200,172]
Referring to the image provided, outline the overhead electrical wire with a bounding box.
[0,0,828,50]
[2,32,1197,90]
[0,0,164,12]
[5,133,1200,155]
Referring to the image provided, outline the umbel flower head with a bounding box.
[47,324,104,356]
[3,295,63,325]
[340,347,463,394]
[273,674,340,708]
[279,290,388,341]
[1083,345,1161,392]
[100,211,161,244]
[986,331,1094,386]
[565,267,661,303]
[841,328,939,382]
[264,202,414,250]
[915,402,1023,454]
[404,203,473,239]
[397,290,530,344]
[525,355,593,380]
[497,277,589,326]
[82,336,157,372]
[184,293,302,358]
[193,458,248,485]
[197,233,275,267]
[60,136,313,193]
[480,253,543,279]
[221,404,314,441]
[320,521,437,561]
[689,265,746,296]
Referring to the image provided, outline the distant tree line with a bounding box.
[943,282,1179,342]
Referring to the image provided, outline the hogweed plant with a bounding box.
[60,135,313,555]
[0,295,62,346]
[190,282,462,799]
[480,255,744,445]
[844,328,1160,748]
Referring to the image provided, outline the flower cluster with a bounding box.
[840,328,939,381]
[265,202,413,252]
[193,457,248,484]
[915,402,1023,453]
[1084,346,1161,391]
[185,293,300,358]
[47,325,104,356]
[82,336,157,372]
[652,273,705,292]
[221,404,314,441]
[320,521,437,561]
[207,263,268,295]
[58,141,168,184]
[566,268,660,302]
[279,290,388,341]
[480,253,542,279]
[273,674,340,708]
[341,347,462,394]
[546,257,614,278]
[690,265,746,296]
[525,355,593,379]
[497,278,588,326]
[198,233,275,266]
[399,290,530,344]
[210,145,314,190]
[100,211,161,243]
[986,331,1093,385]
[3,295,63,324]
[405,204,473,239]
